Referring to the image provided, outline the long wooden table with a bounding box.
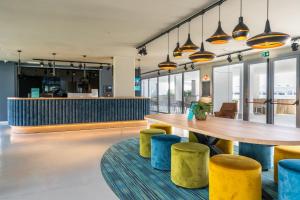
[145,114,300,146]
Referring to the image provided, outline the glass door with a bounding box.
[272,58,298,127]
[170,74,183,114]
[158,76,169,113]
[247,62,268,123]
[149,78,158,112]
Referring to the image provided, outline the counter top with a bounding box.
[8,97,149,100]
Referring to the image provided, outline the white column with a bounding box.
[113,56,135,97]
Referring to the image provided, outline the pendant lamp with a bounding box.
[180,21,199,53]
[173,27,182,58]
[158,33,177,70]
[207,4,231,44]
[189,15,215,63]
[247,0,290,49]
[232,0,250,40]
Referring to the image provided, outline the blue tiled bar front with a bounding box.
[8,97,150,127]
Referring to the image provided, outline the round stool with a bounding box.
[274,146,300,183]
[150,123,172,134]
[171,142,209,188]
[151,134,181,170]
[209,154,262,200]
[239,142,273,170]
[139,128,166,158]
[278,159,300,200]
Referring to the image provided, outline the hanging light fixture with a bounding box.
[173,27,182,58]
[158,32,177,70]
[247,0,290,49]
[232,0,250,40]
[189,14,215,63]
[207,4,231,44]
[180,21,199,53]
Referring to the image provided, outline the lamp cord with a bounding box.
[167,32,170,55]
[202,14,204,42]
[267,0,269,19]
[240,0,243,17]
[188,21,191,34]
[177,27,180,43]
[219,5,221,22]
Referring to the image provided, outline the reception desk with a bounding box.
[7,97,150,133]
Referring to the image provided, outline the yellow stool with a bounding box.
[209,154,262,200]
[139,128,166,158]
[150,123,172,134]
[189,131,233,154]
[171,142,210,188]
[274,145,300,183]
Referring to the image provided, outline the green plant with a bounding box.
[192,101,211,120]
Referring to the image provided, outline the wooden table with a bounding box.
[145,114,300,146]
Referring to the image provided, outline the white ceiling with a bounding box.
[0,0,299,72]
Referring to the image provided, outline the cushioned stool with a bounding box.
[209,154,262,200]
[171,142,209,188]
[239,142,273,170]
[139,128,166,158]
[150,123,172,134]
[189,131,233,154]
[151,134,181,170]
[274,146,300,183]
[278,159,300,200]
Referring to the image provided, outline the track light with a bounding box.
[99,65,103,70]
[227,55,233,63]
[138,46,147,56]
[184,65,188,71]
[291,42,299,51]
[191,63,195,70]
[78,63,83,69]
[107,66,111,71]
[40,61,44,67]
[237,53,243,61]
[70,63,74,67]
[48,61,52,67]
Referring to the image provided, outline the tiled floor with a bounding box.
[0,124,150,200]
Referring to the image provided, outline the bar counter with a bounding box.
[7,97,150,133]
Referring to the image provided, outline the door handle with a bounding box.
[270,100,299,105]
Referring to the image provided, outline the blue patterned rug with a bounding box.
[100,138,278,200]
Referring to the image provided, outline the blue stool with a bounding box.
[278,159,300,200]
[239,142,273,170]
[151,134,181,170]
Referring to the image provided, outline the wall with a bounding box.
[0,62,16,121]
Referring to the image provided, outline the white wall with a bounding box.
[113,56,135,97]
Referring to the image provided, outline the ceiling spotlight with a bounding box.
[247,0,290,49]
[238,53,243,61]
[48,61,52,67]
[70,63,74,67]
[138,46,147,56]
[107,66,111,71]
[158,70,161,75]
[184,65,188,71]
[78,63,83,69]
[227,55,233,63]
[40,61,44,67]
[291,42,299,51]
[99,65,104,70]
[191,63,195,70]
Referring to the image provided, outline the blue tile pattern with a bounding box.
[8,98,150,126]
[100,138,278,200]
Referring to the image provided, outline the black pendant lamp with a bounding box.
[158,33,177,70]
[247,0,290,49]
[180,21,199,53]
[189,15,215,63]
[207,4,231,44]
[173,27,182,58]
[232,0,250,40]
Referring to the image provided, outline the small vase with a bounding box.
[195,113,207,121]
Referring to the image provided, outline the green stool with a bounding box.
[139,128,166,158]
[171,142,210,188]
[150,123,172,134]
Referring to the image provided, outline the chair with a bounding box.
[214,102,238,119]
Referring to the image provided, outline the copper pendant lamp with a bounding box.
[232,0,250,40]
[189,15,215,63]
[207,4,231,44]
[158,33,177,70]
[180,21,199,53]
[173,27,182,58]
[247,0,290,49]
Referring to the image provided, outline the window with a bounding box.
[158,76,169,113]
[149,78,158,112]
[141,79,149,97]
[170,74,183,114]
[183,71,200,112]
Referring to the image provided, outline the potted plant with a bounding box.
[192,101,211,121]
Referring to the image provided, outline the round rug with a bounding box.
[100,138,278,200]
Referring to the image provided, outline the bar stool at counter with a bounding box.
[150,123,172,134]
[139,128,166,158]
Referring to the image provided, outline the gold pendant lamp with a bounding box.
[180,21,199,53]
[247,0,290,49]
[189,14,215,63]
[232,0,250,40]
[207,4,232,44]
[173,27,182,58]
[158,32,177,70]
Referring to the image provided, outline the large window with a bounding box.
[158,76,169,113]
[149,78,158,112]
[213,64,243,119]
[141,79,149,97]
[170,74,183,114]
[183,71,200,112]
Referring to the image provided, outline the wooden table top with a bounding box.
[145,114,300,146]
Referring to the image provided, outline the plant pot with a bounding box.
[195,113,207,121]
